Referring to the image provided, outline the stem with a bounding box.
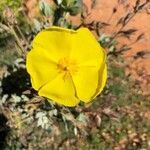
[112,1,150,39]
[8,24,27,57]
[108,1,150,55]
[0,23,10,31]
[112,12,135,39]
[16,25,27,44]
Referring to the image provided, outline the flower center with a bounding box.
[57,57,78,79]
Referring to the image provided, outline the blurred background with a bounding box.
[0,0,150,149]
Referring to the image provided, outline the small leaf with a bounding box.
[134,0,141,12]
[122,13,132,25]
[39,1,53,17]
[65,0,82,16]
[118,29,137,39]
[77,113,89,125]
[135,33,144,42]
[33,19,42,32]
[109,46,115,52]
[118,44,131,53]
[57,0,63,5]
[74,127,78,135]
[95,115,101,127]
[91,0,97,9]
[68,6,80,15]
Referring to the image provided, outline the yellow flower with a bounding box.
[26,26,107,107]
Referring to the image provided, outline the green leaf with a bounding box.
[39,1,53,17]
[57,0,63,5]
[69,6,81,16]
[33,19,42,31]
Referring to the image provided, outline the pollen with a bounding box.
[57,57,78,79]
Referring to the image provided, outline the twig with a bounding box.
[8,24,27,57]
[112,1,150,39]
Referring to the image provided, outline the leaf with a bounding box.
[118,44,131,53]
[77,113,89,125]
[138,3,147,10]
[118,29,137,38]
[116,17,124,26]
[61,0,67,6]
[95,115,101,127]
[135,33,144,42]
[134,0,141,12]
[109,46,115,52]
[122,13,133,25]
[74,127,78,135]
[119,29,137,34]
[91,0,97,9]
[134,50,150,59]
[67,0,82,16]
[33,19,42,32]
[134,0,149,12]
[39,1,53,17]
[68,6,81,16]
[57,0,63,5]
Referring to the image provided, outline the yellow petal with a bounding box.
[45,26,76,33]
[32,26,76,63]
[26,47,59,90]
[92,64,107,99]
[71,66,100,102]
[70,28,105,66]
[38,74,80,107]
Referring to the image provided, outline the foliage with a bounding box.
[0,0,21,12]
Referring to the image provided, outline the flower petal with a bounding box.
[93,64,107,98]
[26,47,59,90]
[70,28,105,66]
[32,26,76,63]
[71,66,100,102]
[38,74,80,107]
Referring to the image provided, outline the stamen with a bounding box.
[57,57,78,79]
